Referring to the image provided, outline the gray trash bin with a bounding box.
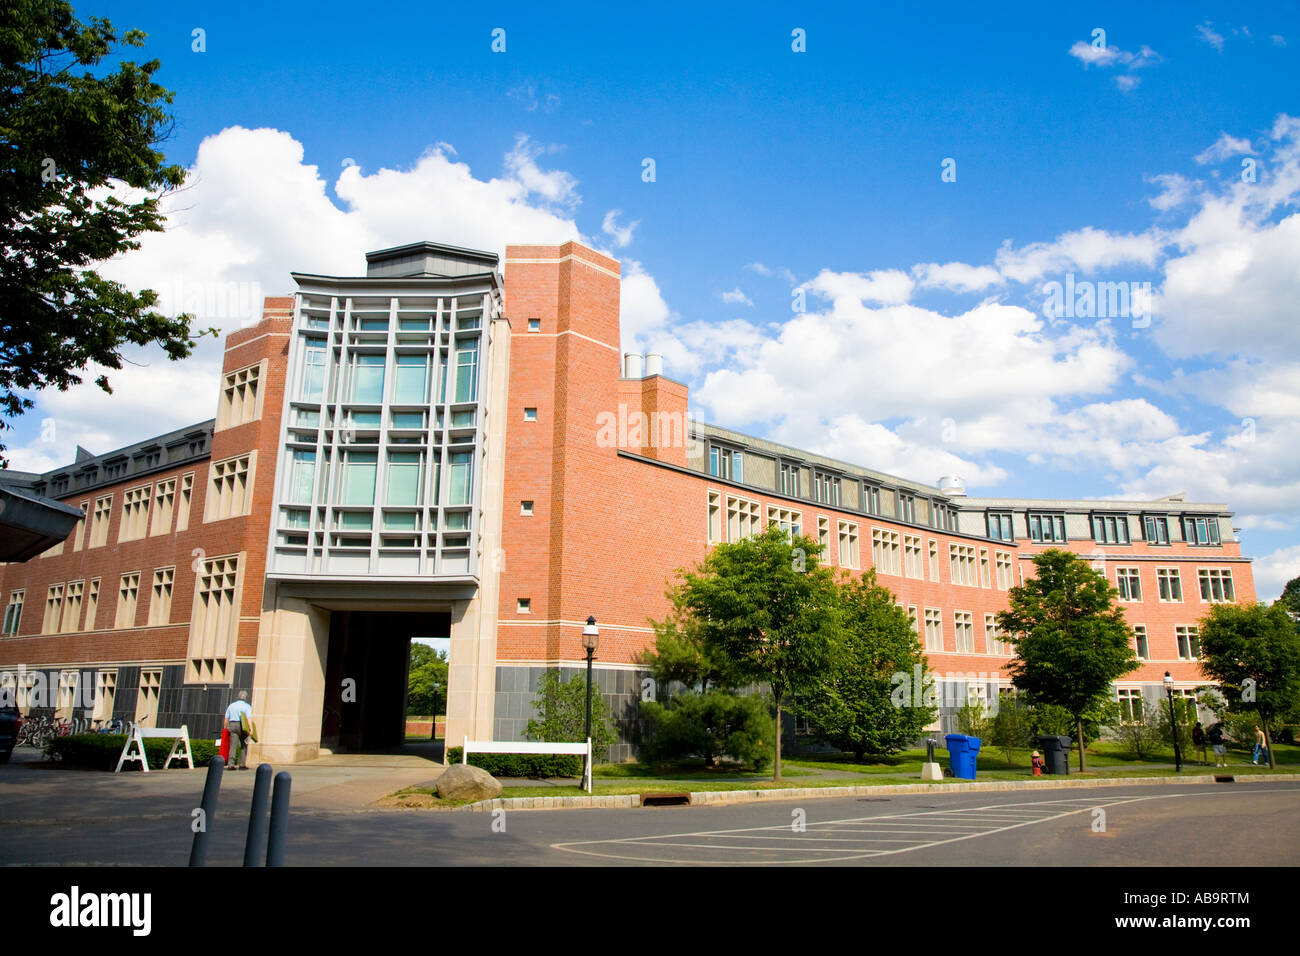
[1037,735,1071,774]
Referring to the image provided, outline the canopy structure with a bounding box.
[0,480,82,562]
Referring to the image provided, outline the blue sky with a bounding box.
[9,2,1300,596]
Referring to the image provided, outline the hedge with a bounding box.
[445,746,582,778]
[45,733,218,771]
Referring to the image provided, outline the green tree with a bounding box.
[1114,700,1167,760]
[990,695,1033,767]
[675,525,842,781]
[1279,574,1300,620]
[643,588,744,692]
[1,1,213,462]
[524,669,618,760]
[1197,601,1300,770]
[799,571,935,759]
[996,549,1139,771]
[639,690,773,770]
[954,699,994,741]
[406,643,447,717]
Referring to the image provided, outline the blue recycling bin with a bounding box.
[944,733,982,779]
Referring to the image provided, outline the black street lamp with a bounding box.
[1164,671,1182,773]
[582,616,599,787]
[430,682,441,741]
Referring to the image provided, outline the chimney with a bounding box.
[644,352,663,377]
[623,352,644,379]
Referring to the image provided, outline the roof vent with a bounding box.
[938,475,966,496]
[644,352,663,377]
[623,352,644,379]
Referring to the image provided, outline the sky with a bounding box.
[8,1,1300,599]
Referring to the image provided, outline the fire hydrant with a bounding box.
[1031,749,1044,777]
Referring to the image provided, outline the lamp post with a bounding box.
[581,616,599,787]
[430,682,441,741]
[1164,671,1182,773]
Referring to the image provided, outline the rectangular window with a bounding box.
[289,450,317,504]
[709,446,743,482]
[1092,513,1130,545]
[3,590,25,635]
[907,605,919,636]
[386,452,423,506]
[187,555,240,684]
[838,521,859,568]
[1117,688,1144,722]
[1198,569,1235,603]
[88,495,113,548]
[1116,567,1142,602]
[1157,568,1183,602]
[393,353,428,404]
[218,362,262,429]
[301,342,328,401]
[1176,625,1201,660]
[779,462,801,497]
[206,455,253,521]
[903,534,924,579]
[864,484,880,515]
[84,578,100,631]
[118,485,152,542]
[818,516,830,561]
[1143,514,1170,545]
[708,490,721,544]
[448,450,474,505]
[175,473,194,532]
[1028,512,1067,543]
[43,584,64,634]
[987,511,1014,541]
[871,528,901,575]
[979,548,991,588]
[135,669,161,728]
[56,671,78,721]
[995,551,1014,590]
[60,581,83,633]
[520,500,534,516]
[954,611,974,653]
[924,607,943,652]
[985,614,1010,655]
[1182,516,1221,546]
[725,495,761,541]
[339,451,377,506]
[151,479,176,536]
[92,670,117,723]
[1133,625,1149,661]
[454,339,479,403]
[813,471,841,506]
[928,539,939,582]
[899,493,916,524]
[767,506,802,541]
[149,567,174,626]
[348,352,386,404]
[72,500,89,551]
[115,573,140,629]
[949,544,978,586]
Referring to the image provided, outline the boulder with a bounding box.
[436,763,503,802]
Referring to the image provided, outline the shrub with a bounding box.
[444,747,582,779]
[639,689,774,770]
[990,698,1034,766]
[45,733,217,771]
[955,701,994,741]
[1113,702,1167,759]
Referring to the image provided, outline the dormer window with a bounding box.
[708,444,743,482]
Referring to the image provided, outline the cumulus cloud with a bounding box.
[719,288,753,307]
[912,261,1003,293]
[1144,173,1202,211]
[1252,544,1300,602]
[601,209,639,247]
[1195,132,1254,164]
[995,226,1166,284]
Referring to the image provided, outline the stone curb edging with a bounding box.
[451,772,1300,813]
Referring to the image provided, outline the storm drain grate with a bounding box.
[1214,775,1235,783]
[640,792,692,807]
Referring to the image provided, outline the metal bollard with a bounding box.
[266,771,292,867]
[243,764,273,867]
[926,738,936,763]
[189,756,225,867]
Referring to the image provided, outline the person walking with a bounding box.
[1253,725,1269,766]
[224,691,254,770]
[1191,721,1207,765]
[1207,722,1227,767]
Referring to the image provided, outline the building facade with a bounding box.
[0,240,1257,760]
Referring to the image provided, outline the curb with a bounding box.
[452,772,1300,813]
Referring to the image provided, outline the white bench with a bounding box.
[115,724,194,773]
[462,738,593,793]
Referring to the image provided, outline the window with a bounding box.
[987,511,1014,542]
[88,494,113,548]
[928,539,939,582]
[187,555,240,683]
[56,671,78,721]
[527,318,541,332]
[43,584,64,634]
[149,568,174,626]
[84,578,100,631]
[386,452,423,506]
[521,500,534,516]
[1182,516,1221,546]
[175,473,194,532]
[923,608,943,652]
[454,339,479,403]
[1143,514,1170,545]
[979,549,991,588]
[393,353,428,404]
[985,614,1010,655]
[899,493,916,523]
[92,670,117,724]
[838,521,859,568]
[289,450,317,504]
[871,528,901,575]
[931,501,950,531]
[118,485,152,542]
[903,534,924,579]
[818,516,830,561]
[348,352,386,404]
[709,445,743,482]
[949,544,977,586]
[1176,625,1201,660]
[1092,513,1130,545]
[135,669,161,728]
[954,611,974,652]
[779,462,800,497]
[864,484,880,515]
[115,573,140,629]
[1157,568,1183,602]
[301,342,329,401]
[907,606,919,635]
[206,455,253,521]
[1116,567,1142,602]
[523,407,538,422]
[995,551,1014,590]
[72,501,89,551]
[448,450,474,505]
[3,590,24,635]
[813,471,840,506]
[1198,569,1235,603]
[60,581,83,633]
[517,598,531,614]
[768,506,802,541]
[1028,512,1067,543]
[1133,625,1149,660]
[725,495,761,541]
[217,362,263,429]
[1117,688,1144,722]
[339,451,377,506]
[708,490,721,544]
[151,479,176,536]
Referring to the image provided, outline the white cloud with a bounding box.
[1252,544,1300,602]
[745,261,797,283]
[995,227,1166,284]
[1197,22,1226,52]
[1144,173,1202,212]
[803,268,914,306]
[1115,75,1140,92]
[719,288,753,307]
[601,209,639,248]
[502,134,579,206]
[912,261,1003,293]
[1068,40,1161,70]
[1195,132,1254,165]
[1273,35,1287,47]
